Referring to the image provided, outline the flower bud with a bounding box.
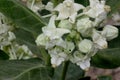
[94,38,108,49]
[70,51,84,63]
[78,39,93,53]
[101,25,118,41]
[77,17,93,37]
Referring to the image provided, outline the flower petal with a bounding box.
[69,12,77,23]
[92,30,108,49]
[101,25,118,41]
[73,3,85,11]
[47,15,56,28]
[35,34,48,46]
[43,27,70,40]
[79,58,90,70]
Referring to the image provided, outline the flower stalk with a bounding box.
[60,61,69,80]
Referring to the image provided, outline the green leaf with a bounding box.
[0,58,53,80]
[91,48,120,69]
[66,62,85,80]
[0,50,9,60]
[98,76,112,80]
[106,0,120,15]
[0,0,51,64]
[0,0,46,37]
[17,67,53,80]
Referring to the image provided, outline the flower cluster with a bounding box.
[0,13,35,60]
[36,0,118,70]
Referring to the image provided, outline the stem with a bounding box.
[46,54,51,66]
[40,47,51,66]
[42,14,52,18]
[31,0,35,9]
[60,61,69,80]
[51,0,58,7]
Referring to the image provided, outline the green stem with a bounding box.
[60,61,69,80]
[51,0,58,7]
[40,47,51,66]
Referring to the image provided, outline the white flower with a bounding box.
[0,25,14,47]
[0,24,11,34]
[36,15,70,49]
[45,2,54,11]
[70,51,90,70]
[42,27,70,40]
[54,0,84,23]
[92,29,108,49]
[77,58,90,70]
[47,40,75,52]
[51,52,67,68]
[9,44,34,60]
[84,0,106,18]
[58,20,73,30]
[42,15,70,40]
[8,31,16,41]
[20,45,33,56]
[94,12,107,26]
[48,47,67,67]
[101,25,118,41]
[45,38,65,49]
[78,39,93,53]
[94,38,108,49]
[77,17,93,37]
[70,51,83,63]
[35,34,49,46]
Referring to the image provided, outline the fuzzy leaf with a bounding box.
[0,0,46,37]
[0,58,52,80]
[91,48,120,68]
